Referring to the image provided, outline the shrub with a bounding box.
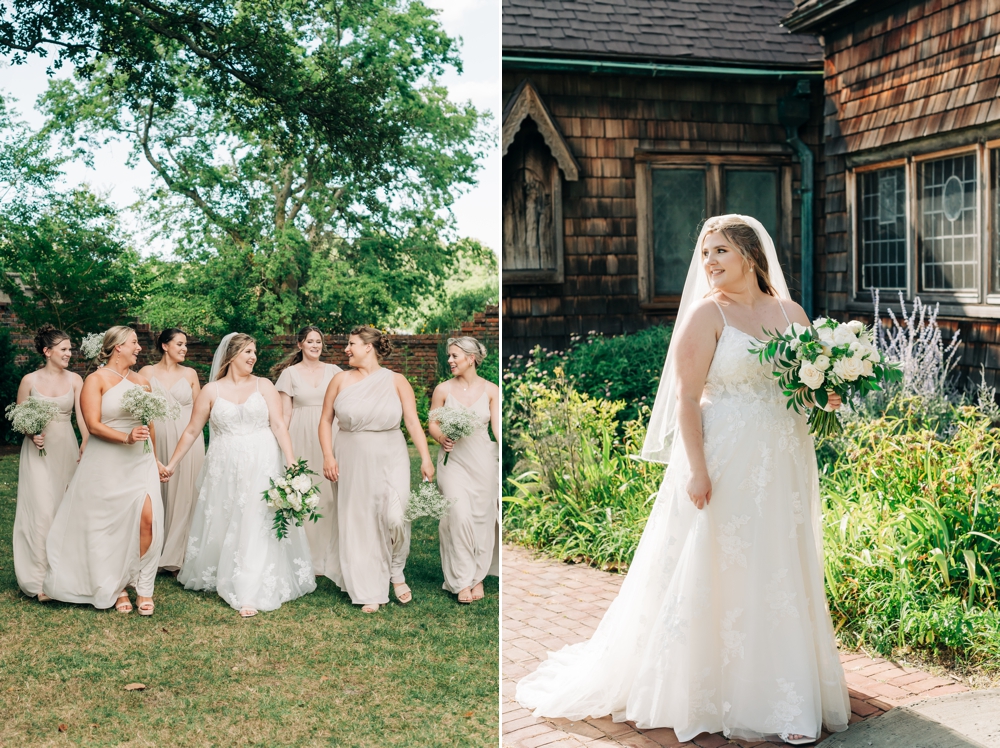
[0,328,33,444]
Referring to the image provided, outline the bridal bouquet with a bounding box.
[262,459,322,540]
[5,397,59,456]
[120,386,181,452]
[404,481,455,522]
[429,405,479,464]
[750,317,902,437]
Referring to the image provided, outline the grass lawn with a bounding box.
[0,446,498,747]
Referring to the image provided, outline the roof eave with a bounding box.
[782,0,899,34]
[502,52,824,78]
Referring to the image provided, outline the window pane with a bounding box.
[858,167,907,291]
[993,150,1000,293]
[724,169,778,247]
[652,168,706,296]
[919,153,978,291]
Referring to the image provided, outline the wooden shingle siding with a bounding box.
[502,69,824,357]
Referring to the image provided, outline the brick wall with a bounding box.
[1,306,499,396]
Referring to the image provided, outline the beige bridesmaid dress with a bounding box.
[437,391,499,594]
[150,374,205,571]
[276,363,342,576]
[12,387,79,597]
[43,378,164,607]
[325,367,410,605]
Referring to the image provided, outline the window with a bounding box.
[918,154,978,292]
[638,157,789,306]
[858,167,907,291]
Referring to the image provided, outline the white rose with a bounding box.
[847,320,865,334]
[289,492,303,511]
[862,358,874,377]
[267,488,279,502]
[291,474,312,494]
[813,354,831,371]
[817,326,836,345]
[833,324,857,346]
[275,476,288,488]
[799,361,825,390]
[306,493,319,509]
[833,355,865,382]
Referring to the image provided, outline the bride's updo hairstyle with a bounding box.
[216,333,256,380]
[97,326,137,365]
[447,336,487,367]
[34,324,70,356]
[350,325,393,360]
[702,215,776,297]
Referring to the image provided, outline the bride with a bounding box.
[516,215,851,744]
[162,333,315,617]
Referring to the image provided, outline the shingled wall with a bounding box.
[502,69,825,356]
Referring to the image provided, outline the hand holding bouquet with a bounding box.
[5,397,59,456]
[404,480,456,522]
[262,459,322,539]
[429,405,479,464]
[750,317,902,437]
[120,386,180,453]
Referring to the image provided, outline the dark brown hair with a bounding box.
[34,324,71,356]
[350,325,393,360]
[270,325,325,378]
[157,328,187,356]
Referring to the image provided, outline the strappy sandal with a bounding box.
[471,582,484,601]
[239,608,257,618]
[137,599,155,617]
[457,587,473,604]
[361,604,380,613]
[36,593,51,602]
[393,583,412,605]
[115,593,132,614]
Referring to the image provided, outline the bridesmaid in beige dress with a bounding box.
[12,325,88,601]
[138,327,204,572]
[318,326,434,613]
[272,326,343,577]
[429,336,500,604]
[43,326,164,615]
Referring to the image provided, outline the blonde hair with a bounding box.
[350,326,393,360]
[701,215,776,296]
[97,326,137,364]
[447,336,487,366]
[216,333,256,380]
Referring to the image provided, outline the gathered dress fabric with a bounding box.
[13,387,79,596]
[437,391,499,593]
[325,367,410,605]
[43,379,163,607]
[275,363,343,576]
[178,381,315,611]
[150,375,205,571]
[516,305,851,743]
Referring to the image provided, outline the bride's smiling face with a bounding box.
[232,343,257,375]
[702,231,750,291]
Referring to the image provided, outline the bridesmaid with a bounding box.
[12,325,88,601]
[318,326,434,613]
[272,326,343,577]
[43,326,164,615]
[429,337,500,604]
[138,328,204,572]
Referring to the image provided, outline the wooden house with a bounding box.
[502,0,827,355]
[784,0,1000,386]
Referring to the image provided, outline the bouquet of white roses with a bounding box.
[750,317,902,437]
[404,480,456,522]
[5,397,59,456]
[262,459,322,540]
[120,386,181,452]
[429,405,479,465]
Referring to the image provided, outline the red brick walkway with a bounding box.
[502,544,969,748]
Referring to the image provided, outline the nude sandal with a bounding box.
[36,593,51,602]
[457,588,473,604]
[471,582,484,601]
[137,599,155,617]
[785,736,816,745]
[361,604,380,613]
[393,583,412,605]
[239,608,257,618]
[115,593,132,614]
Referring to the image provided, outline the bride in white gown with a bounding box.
[162,333,316,616]
[516,215,851,744]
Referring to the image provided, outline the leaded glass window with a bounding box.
[858,167,907,291]
[652,168,707,296]
[919,154,979,291]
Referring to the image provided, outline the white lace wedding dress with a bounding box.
[178,382,316,611]
[517,307,851,743]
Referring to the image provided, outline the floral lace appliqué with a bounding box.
[765,678,804,740]
[720,608,746,666]
[718,515,752,570]
[765,568,800,625]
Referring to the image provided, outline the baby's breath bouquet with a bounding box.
[5,397,59,456]
[429,405,479,464]
[404,480,456,522]
[80,333,104,360]
[120,385,180,452]
[262,459,322,540]
[750,318,902,438]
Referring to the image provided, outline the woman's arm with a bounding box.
[396,374,433,481]
[187,367,202,401]
[318,373,343,482]
[164,384,213,474]
[427,382,452,450]
[15,373,46,449]
[279,392,294,428]
[487,382,500,439]
[72,373,90,449]
[80,374,150,446]
[260,379,295,467]
[673,302,723,510]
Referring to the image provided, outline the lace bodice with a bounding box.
[211,391,271,437]
[703,327,785,406]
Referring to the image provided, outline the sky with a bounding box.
[0,0,500,256]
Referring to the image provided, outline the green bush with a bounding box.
[0,328,33,444]
[502,371,664,570]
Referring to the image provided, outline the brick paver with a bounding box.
[502,544,969,748]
